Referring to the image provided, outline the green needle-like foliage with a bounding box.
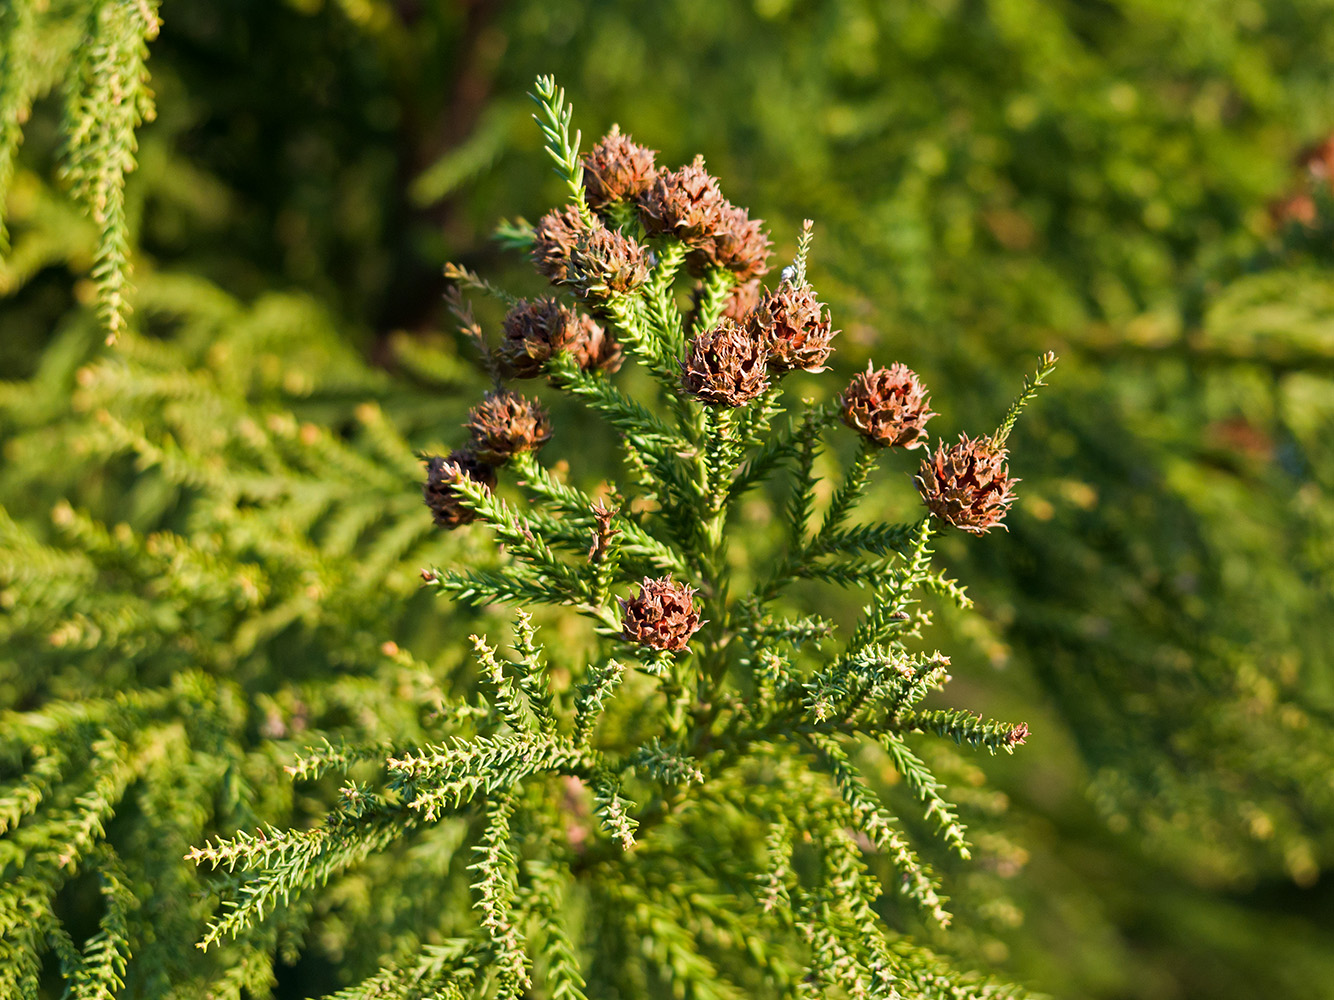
[179,81,1051,999]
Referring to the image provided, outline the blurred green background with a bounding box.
[4,1,1334,997]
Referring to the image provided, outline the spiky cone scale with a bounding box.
[618,577,703,652]
[501,298,611,378]
[681,318,771,407]
[693,202,772,282]
[567,227,650,299]
[466,391,553,465]
[915,433,1018,534]
[532,205,591,285]
[638,154,728,243]
[424,450,498,529]
[570,319,624,374]
[752,282,838,373]
[582,125,659,212]
[840,362,936,449]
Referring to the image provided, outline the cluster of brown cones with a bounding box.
[427,124,1025,649]
[423,389,551,529]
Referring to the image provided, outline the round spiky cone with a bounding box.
[570,319,623,374]
[423,450,497,529]
[753,282,837,373]
[840,362,935,448]
[618,577,702,651]
[501,299,611,378]
[567,228,650,298]
[638,155,728,242]
[582,125,658,211]
[681,318,770,406]
[915,433,1018,534]
[466,391,552,465]
[696,202,772,281]
[531,205,590,285]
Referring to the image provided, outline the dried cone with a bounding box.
[840,362,935,448]
[567,227,650,298]
[618,577,702,651]
[465,390,552,465]
[501,298,600,378]
[638,155,728,243]
[423,450,497,529]
[583,125,658,211]
[532,205,590,285]
[752,282,837,373]
[570,318,624,374]
[698,202,772,281]
[915,434,1018,535]
[681,318,770,406]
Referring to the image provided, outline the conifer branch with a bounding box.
[992,351,1058,448]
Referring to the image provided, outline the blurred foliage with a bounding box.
[3,0,1334,998]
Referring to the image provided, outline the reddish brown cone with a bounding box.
[915,434,1018,535]
[618,577,702,651]
[582,125,659,211]
[567,227,650,298]
[752,282,837,373]
[638,155,728,243]
[696,202,772,281]
[501,301,600,378]
[466,391,552,465]
[423,450,497,529]
[570,318,624,374]
[681,318,770,406]
[840,363,935,448]
[532,205,591,285]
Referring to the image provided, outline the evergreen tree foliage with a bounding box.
[3,2,1334,998]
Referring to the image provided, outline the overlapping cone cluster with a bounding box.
[466,390,552,465]
[618,577,702,651]
[424,451,497,529]
[637,155,771,281]
[424,389,552,530]
[681,318,770,406]
[501,297,622,378]
[582,125,658,210]
[840,362,935,449]
[915,433,1018,534]
[752,282,838,373]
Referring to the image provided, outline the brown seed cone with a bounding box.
[532,205,590,285]
[423,450,497,529]
[681,318,770,407]
[914,433,1018,535]
[695,202,772,281]
[567,227,650,298]
[752,282,838,373]
[583,125,659,211]
[638,155,728,243]
[840,362,935,448]
[465,390,553,465]
[570,316,624,374]
[618,577,702,651]
[500,298,582,378]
